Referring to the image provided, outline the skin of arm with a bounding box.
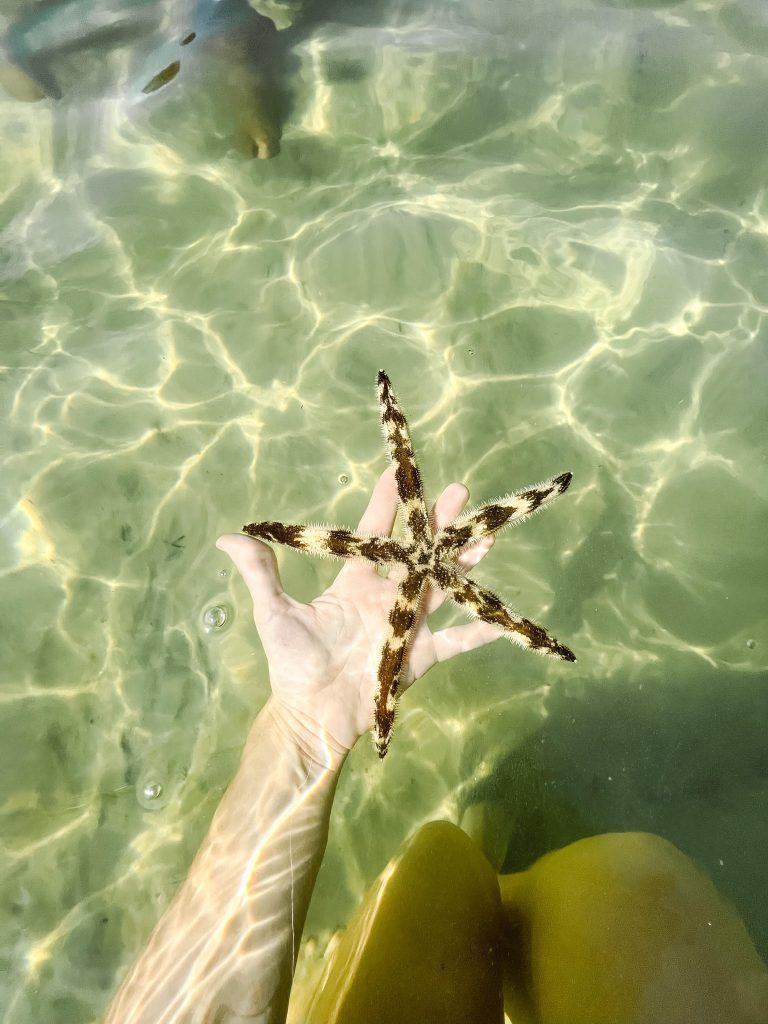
[104,469,501,1024]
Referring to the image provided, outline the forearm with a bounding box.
[105,699,346,1024]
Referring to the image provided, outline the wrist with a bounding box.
[256,697,351,773]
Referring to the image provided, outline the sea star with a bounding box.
[244,371,575,758]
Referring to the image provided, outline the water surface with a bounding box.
[1,0,767,1020]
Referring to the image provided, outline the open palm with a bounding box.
[217,468,501,761]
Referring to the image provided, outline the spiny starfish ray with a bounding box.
[244,371,575,758]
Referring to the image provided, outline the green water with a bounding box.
[1,0,767,1020]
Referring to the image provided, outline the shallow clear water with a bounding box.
[1,0,767,1020]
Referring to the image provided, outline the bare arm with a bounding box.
[104,470,501,1024]
[105,700,343,1024]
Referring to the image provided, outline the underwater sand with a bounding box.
[0,0,767,1020]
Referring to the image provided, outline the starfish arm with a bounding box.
[435,472,573,555]
[376,370,432,545]
[434,564,576,662]
[242,521,410,566]
[373,568,428,758]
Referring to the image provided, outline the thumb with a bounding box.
[216,534,284,626]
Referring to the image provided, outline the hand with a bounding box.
[216,468,502,763]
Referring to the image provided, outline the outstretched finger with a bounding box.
[355,466,398,534]
[340,467,399,582]
[431,619,504,663]
[457,534,494,571]
[216,533,285,628]
[433,481,469,531]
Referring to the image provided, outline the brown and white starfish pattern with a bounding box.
[244,371,575,758]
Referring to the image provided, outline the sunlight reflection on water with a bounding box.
[1,0,767,1020]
